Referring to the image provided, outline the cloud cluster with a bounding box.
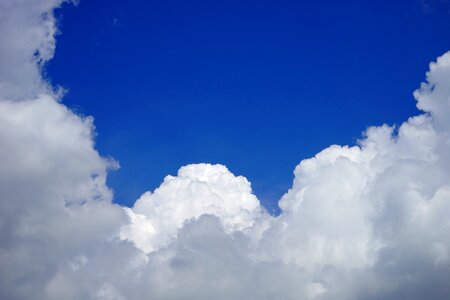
[1,1,450,299]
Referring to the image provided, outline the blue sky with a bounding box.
[48,0,450,212]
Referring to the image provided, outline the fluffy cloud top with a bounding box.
[121,163,263,252]
[0,1,450,299]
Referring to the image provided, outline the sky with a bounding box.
[1,0,450,299]
[47,0,450,212]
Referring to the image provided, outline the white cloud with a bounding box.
[0,0,66,100]
[121,163,264,253]
[0,94,127,299]
[1,1,450,299]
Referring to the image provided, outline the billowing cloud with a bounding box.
[121,163,263,253]
[0,0,65,100]
[0,1,450,299]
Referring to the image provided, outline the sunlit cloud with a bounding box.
[1,1,450,299]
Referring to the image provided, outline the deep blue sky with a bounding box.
[48,0,450,213]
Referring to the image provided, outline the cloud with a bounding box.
[0,0,67,100]
[1,1,450,299]
[0,83,127,300]
[121,163,264,253]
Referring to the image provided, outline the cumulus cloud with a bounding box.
[1,1,450,299]
[0,2,126,299]
[0,0,66,100]
[121,163,263,252]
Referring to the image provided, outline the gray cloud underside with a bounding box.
[1,1,450,299]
